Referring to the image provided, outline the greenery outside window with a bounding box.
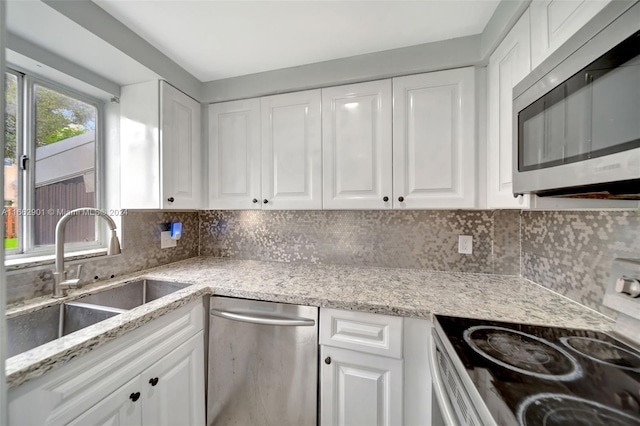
[4,68,103,258]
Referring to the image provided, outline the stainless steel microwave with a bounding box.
[513,1,640,199]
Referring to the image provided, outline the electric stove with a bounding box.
[434,315,640,425]
[430,258,640,426]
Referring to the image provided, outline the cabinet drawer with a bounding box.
[320,308,403,359]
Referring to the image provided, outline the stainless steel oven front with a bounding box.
[513,1,640,198]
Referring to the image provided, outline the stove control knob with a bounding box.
[615,277,640,298]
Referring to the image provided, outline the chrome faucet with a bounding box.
[53,208,122,298]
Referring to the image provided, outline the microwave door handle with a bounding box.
[210,308,315,326]
[430,335,458,426]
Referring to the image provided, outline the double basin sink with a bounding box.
[7,279,191,358]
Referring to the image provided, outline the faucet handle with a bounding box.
[75,264,83,280]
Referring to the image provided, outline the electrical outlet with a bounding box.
[161,231,177,249]
[458,235,473,254]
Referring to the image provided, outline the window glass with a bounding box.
[4,73,19,250]
[33,84,97,246]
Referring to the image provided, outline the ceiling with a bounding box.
[6,0,159,87]
[94,0,501,82]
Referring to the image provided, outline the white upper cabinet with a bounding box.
[393,68,476,209]
[121,81,202,210]
[487,9,532,209]
[208,99,262,209]
[261,90,322,210]
[530,0,611,69]
[161,83,202,209]
[322,80,393,210]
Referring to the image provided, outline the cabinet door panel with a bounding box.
[320,346,402,426]
[530,0,611,69]
[161,82,202,209]
[142,332,205,426]
[261,90,322,209]
[322,80,392,209]
[487,10,531,209]
[120,81,161,209]
[67,376,142,426]
[209,99,261,209]
[393,68,475,209]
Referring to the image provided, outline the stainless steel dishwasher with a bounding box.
[207,296,318,426]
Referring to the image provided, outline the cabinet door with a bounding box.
[120,81,161,209]
[322,80,392,209]
[141,332,205,426]
[161,81,202,209]
[261,90,322,209]
[487,10,531,209]
[393,68,476,209]
[530,0,610,69]
[67,376,142,426]
[208,99,261,209]
[320,346,402,426]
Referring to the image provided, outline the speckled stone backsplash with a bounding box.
[522,210,640,317]
[199,210,521,275]
[6,211,199,304]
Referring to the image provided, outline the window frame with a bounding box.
[5,66,106,260]
[4,69,23,256]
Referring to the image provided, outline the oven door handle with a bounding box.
[430,333,458,426]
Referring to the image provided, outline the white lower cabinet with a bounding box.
[67,376,143,426]
[8,301,205,426]
[70,333,205,426]
[320,346,403,426]
[319,308,432,426]
[141,333,205,426]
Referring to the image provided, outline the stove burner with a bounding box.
[517,393,640,426]
[560,336,640,372]
[463,326,582,381]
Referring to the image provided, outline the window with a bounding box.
[4,70,102,257]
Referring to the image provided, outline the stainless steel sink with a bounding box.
[78,279,191,310]
[7,279,191,358]
[6,302,124,358]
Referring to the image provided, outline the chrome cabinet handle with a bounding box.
[210,309,315,326]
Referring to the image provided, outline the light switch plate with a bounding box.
[458,235,473,254]
[161,231,177,249]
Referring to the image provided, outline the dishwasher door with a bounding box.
[207,296,318,426]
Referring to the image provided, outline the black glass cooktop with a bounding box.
[435,315,640,426]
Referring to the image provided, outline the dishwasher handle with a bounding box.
[210,308,316,326]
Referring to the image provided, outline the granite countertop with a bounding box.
[5,256,614,389]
